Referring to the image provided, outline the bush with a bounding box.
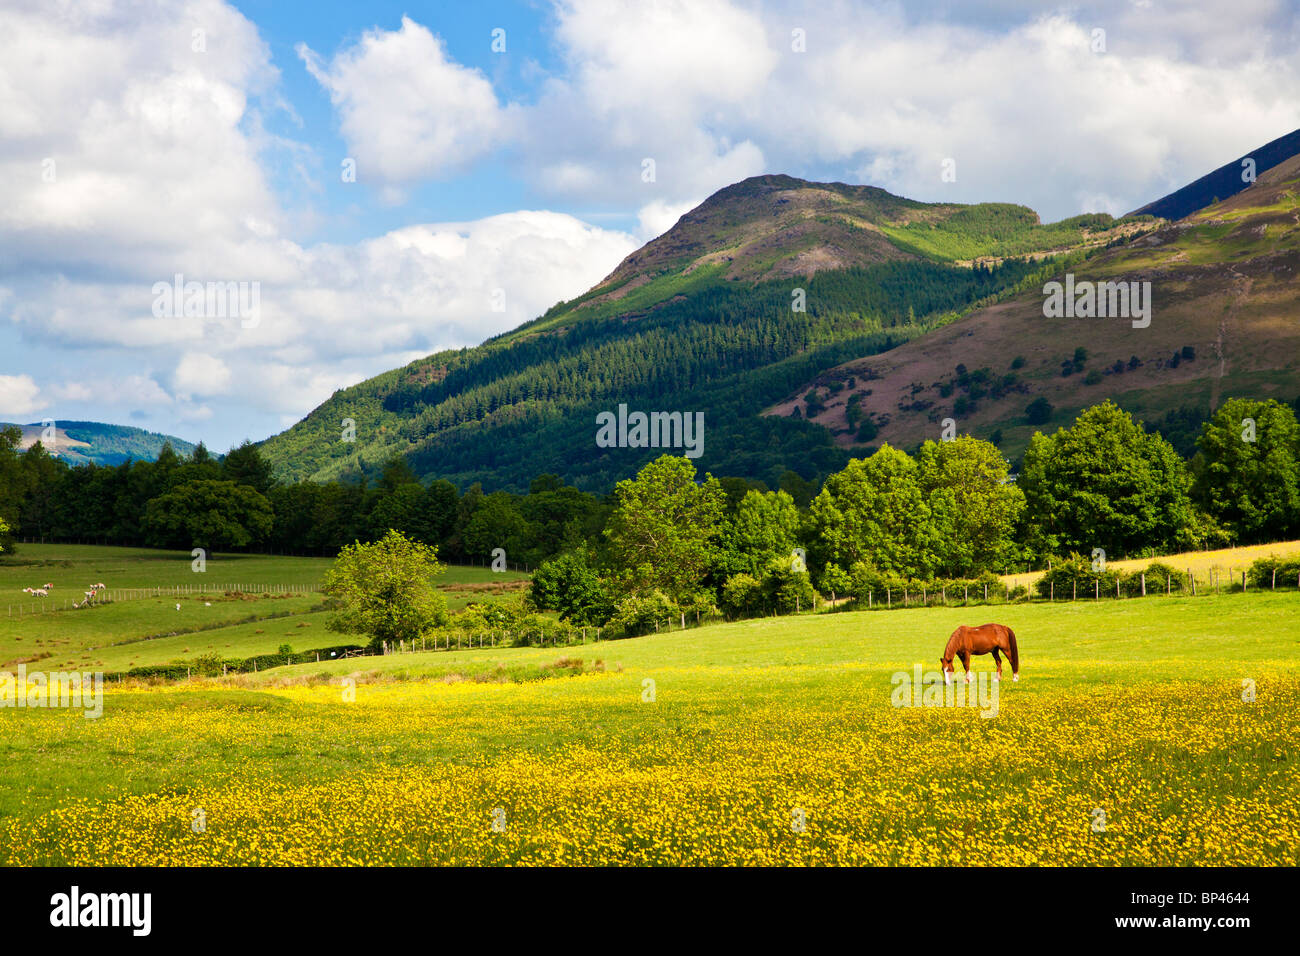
[608,591,679,638]
[761,558,817,613]
[1035,553,1121,599]
[847,562,908,604]
[1026,396,1053,425]
[1119,562,1191,596]
[1247,556,1300,588]
[720,574,762,618]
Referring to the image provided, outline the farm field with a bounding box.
[0,545,530,673]
[999,539,1300,591]
[1,587,1296,866]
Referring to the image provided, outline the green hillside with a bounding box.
[7,420,196,466]
[259,175,1146,490]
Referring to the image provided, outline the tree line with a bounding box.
[526,397,1300,634]
[0,398,1296,628]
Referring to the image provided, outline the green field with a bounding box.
[1,548,1296,865]
[0,544,529,673]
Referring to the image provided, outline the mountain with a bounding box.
[7,420,197,466]
[260,175,1149,490]
[261,132,1300,490]
[1128,127,1300,222]
[774,147,1300,462]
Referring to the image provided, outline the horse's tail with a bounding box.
[1005,626,1019,676]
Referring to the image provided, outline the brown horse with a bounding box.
[941,623,1019,684]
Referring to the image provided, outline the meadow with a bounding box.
[1,547,1296,865]
[0,544,529,673]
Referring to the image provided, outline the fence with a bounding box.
[855,565,1299,611]
[380,626,605,655]
[5,583,321,619]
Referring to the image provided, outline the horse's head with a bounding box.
[939,656,954,685]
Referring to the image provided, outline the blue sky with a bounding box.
[242,0,568,243]
[2,0,1298,453]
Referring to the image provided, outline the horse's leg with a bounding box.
[961,650,972,683]
[991,647,1002,681]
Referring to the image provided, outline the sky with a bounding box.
[2,0,1298,452]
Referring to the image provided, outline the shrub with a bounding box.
[1026,396,1053,425]
[1035,553,1121,599]
[1120,562,1191,596]
[720,574,762,618]
[1247,556,1300,589]
[760,558,817,613]
[608,591,679,638]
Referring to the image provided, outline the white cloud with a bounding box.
[636,197,701,241]
[0,0,280,278]
[761,8,1300,217]
[0,1,637,449]
[5,0,1299,453]
[501,1,1299,221]
[521,0,775,205]
[174,352,232,397]
[0,374,46,419]
[297,17,512,201]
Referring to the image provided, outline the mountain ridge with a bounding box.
[258,133,1300,490]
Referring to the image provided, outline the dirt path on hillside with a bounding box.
[1211,260,1254,410]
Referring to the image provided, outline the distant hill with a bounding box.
[259,175,1146,490]
[6,420,196,466]
[1128,127,1300,221]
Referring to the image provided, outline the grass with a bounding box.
[2,586,1296,865]
[0,544,530,673]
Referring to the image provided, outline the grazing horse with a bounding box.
[941,623,1019,684]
